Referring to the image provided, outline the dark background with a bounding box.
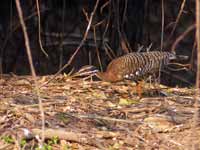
[0,0,196,86]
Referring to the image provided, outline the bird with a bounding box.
[76,51,176,97]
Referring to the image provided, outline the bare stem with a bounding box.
[15,0,45,146]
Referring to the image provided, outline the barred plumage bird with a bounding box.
[77,51,176,97]
[95,51,176,82]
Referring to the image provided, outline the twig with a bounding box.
[82,8,103,71]
[190,41,197,71]
[171,24,195,51]
[169,0,186,39]
[93,27,103,71]
[15,0,45,146]
[195,0,200,93]
[161,0,164,51]
[162,70,192,85]
[192,0,200,149]
[66,113,141,124]
[103,1,116,60]
[24,128,106,149]
[158,0,165,87]
[0,9,47,69]
[100,1,109,14]
[10,101,66,108]
[36,0,49,58]
[58,0,66,69]
[41,0,100,87]
[167,67,189,71]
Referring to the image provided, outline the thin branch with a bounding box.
[192,0,200,149]
[15,0,45,146]
[41,0,100,87]
[36,0,49,58]
[195,0,200,92]
[66,113,141,124]
[161,0,164,51]
[193,0,200,127]
[169,0,186,39]
[100,1,109,14]
[171,24,195,51]
[82,8,103,71]
[168,62,190,67]
[102,0,115,60]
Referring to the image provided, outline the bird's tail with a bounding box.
[170,51,189,61]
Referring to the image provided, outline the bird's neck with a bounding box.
[96,71,121,82]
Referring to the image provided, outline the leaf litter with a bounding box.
[0,74,199,149]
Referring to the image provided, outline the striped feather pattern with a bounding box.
[99,51,176,82]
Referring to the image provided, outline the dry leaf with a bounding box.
[144,115,175,132]
[118,98,139,106]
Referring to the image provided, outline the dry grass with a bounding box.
[0,0,199,149]
[0,75,199,149]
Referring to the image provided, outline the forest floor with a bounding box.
[0,74,199,150]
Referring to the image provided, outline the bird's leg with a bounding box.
[151,74,161,96]
[136,81,143,98]
[148,75,152,89]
